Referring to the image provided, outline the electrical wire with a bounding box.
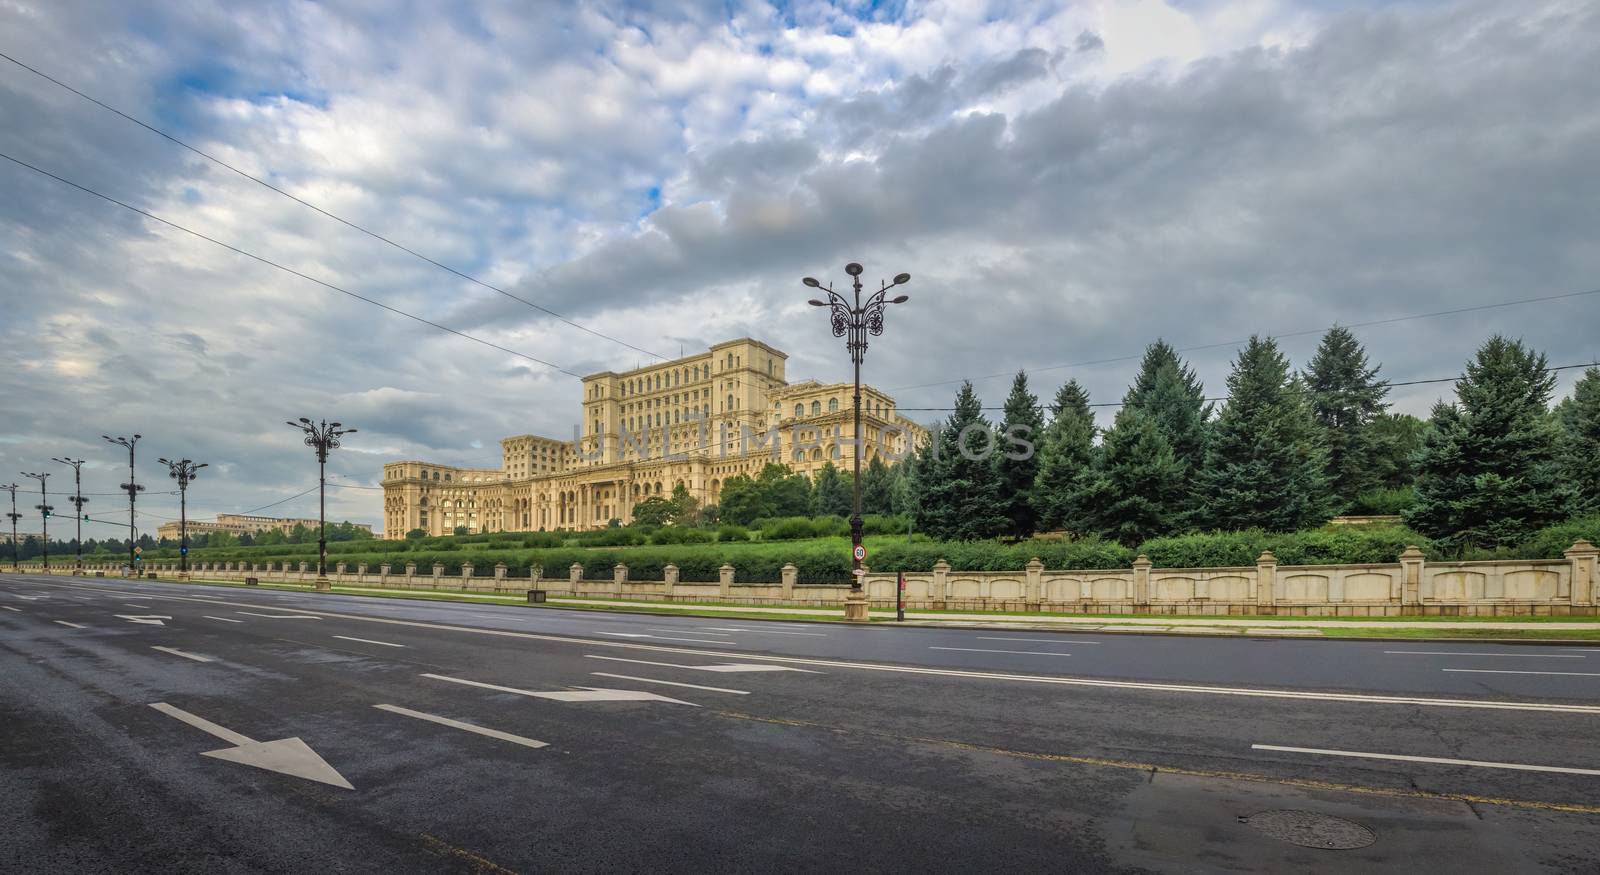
[0,150,584,379]
[0,50,670,364]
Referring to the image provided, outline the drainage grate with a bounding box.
[1238,809,1376,850]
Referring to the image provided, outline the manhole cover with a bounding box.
[1239,810,1376,850]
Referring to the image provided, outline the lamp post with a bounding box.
[103,435,144,576]
[804,262,910,622]
[159,458,207,580]
[21,472,51,573]
[286,418,356,591]
[52,457,87,572]
[3,483,22,571]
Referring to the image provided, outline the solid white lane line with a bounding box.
[930,646,1071,657]
[203,616,243,623]
[1384,650,1584,659]
[584,655,819,673]
[333,635,406,648]
[25,579,1600,715]
[151,646,213,663]
[975,637,1100,645]
[1444,668,1600,677]
[373,705,547,749]
[1252,744,1600,777]
[53,620,86,629]
[590,672,751,695]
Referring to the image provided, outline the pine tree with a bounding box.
[1367,412,1428,490]
[1405,337,1572,549]
[915,382,1010,541]
[861,456,895,515]
[812,461,853,517]
[1123,340,1211,522]
[890,453,920,517]
[1304,327,1389,509]
[1076,408,1186,545]
[1198,336,1333,531]
[1556,367,1600,513]
[995,371,1045,538]
[1032,380,1097,532]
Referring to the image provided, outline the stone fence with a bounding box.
[10,539,1597,616]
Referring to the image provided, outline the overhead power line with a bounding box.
[892,288,1600,393]
[0,50,670,363]
[0,150,584,379]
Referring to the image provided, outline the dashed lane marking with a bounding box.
[929,646,1071,657]
[1252,743,1600,776]
[1,606,20,612]
[151,646,213,663]
[373,704,547,748]
[1443,668,1600,678]
[589,672,750,695]
[1385,650,1584,659]
[702,627,827,637]
[52,620,86,629]
[237,611,321,620]
[420,673,699,706]
[584,655,819,673]
[975,636,1099,645]
[333,635,406,648]
[203,616,243,623]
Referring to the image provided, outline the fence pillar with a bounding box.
[613,563,628,597]
[356,563,368,584]
[719,564,734,599]
[432,563,445,585]
[569,563,584,588]
[379,564,391,587]
[1566,540,1598,607]
[1254,551,1277,612]
[460,562,474,589]
[1025,557,1044,606]
[1132,554,1153,608]
[1399,546,1425,612]
[405,562,417,587]
[663,564,678,598]
[931,559,950,604]
[494,563,508,590]
[781,563,797,598]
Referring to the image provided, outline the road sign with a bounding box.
[180,546,188,556]
[851,568,866,577]
[853,544,866,562]
[134,546,143,555]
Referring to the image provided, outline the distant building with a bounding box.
[156,513,372,542]
[0,531,44,544]
[380,337,927,537]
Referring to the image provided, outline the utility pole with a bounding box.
[159,457,207,580]
[3,483,20,571]
[52,457,87,572]
[286,418,357,591]
[103,435,143,575]
[804,262,911,622]
[21,472,51,573]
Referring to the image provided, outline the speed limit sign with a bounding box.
[853,544,866,562]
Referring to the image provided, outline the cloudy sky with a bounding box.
[2,0,1597,534]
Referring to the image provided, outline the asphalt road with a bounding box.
[3,573,1598,874]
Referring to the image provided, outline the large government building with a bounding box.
[380,338,927,537]
[156,514,373,541]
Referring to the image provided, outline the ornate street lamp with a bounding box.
[804,262,910,621]
[3,482,23,570]
[103,435,144,575]
[286,418,356,591]
[159,458,208,580]
[52,457,87,571]
[21,472,51,573]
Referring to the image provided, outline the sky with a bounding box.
[2,0,1597,535]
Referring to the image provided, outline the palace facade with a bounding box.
[380,338,927,537]
[156,514,373,541]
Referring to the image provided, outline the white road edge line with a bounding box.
[1252,743,1600,776]
[203,616,243,623]
[373,704,547,749]
[53,620,86,629]
[1384,650,1584,659]
[333,635,406,648]
[1443,668,1600,677]
[151,646,214,663]
[930,646,1072,657]
[589,672,750,694]
[975,637,1100,645]
[21,578,1600,715]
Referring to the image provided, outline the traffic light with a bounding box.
[83,514,90,521]
[42,509,50,518]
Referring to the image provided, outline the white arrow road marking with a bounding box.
[116,615,171,626]
[590,672,750,695]
[237,611,321,620]
[149,702,353,789]
[420,673,698,706]
[152,646,213,663]
[1252,744,1600,776]
[373,705,547,749]
[333,635,405,648]
[52,620,86,629]
[583,655,819,674]
[203,616,243,623]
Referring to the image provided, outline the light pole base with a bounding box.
[315,576,332,592]
[843,589,871,622]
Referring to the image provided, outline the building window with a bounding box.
[794,403,804,418]
[811,401,821,416]
[828,398,839,413]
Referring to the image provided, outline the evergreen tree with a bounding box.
[915,382,1009,541]
[861,456,895,515]
[1198,336,1333,531]
[1123,340,1211,522]
[1367,412,1428,490]
[1404,337,1571,549]
[889,453,920,517]
[1304,326,1389,508]
[1032,379,1097,532]
[812,462,853,517]
[995,371,1045,538]
[1076,408,1186,545]
[1556,367,1600,513]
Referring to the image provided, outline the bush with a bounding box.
[716,525,751,542]
[1346,487,1417,516]
[649,527,715,545]
[1134,525,1432,568]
